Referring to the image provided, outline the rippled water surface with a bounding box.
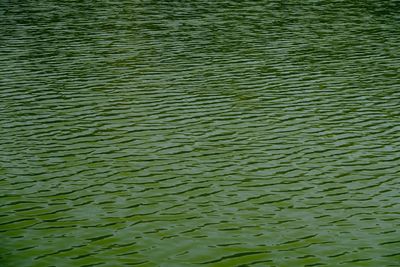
[1,1,400,266]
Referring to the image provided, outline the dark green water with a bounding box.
[1,1,400,266]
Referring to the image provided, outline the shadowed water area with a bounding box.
[1,0,400,266]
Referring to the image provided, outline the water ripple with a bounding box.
[1,0,400,266]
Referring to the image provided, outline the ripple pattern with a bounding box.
[1,1,400,266]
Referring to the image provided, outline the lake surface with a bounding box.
[1,1,400,266]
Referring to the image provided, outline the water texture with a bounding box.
[1,1,400,266]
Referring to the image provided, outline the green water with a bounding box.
[1,1,400,266]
